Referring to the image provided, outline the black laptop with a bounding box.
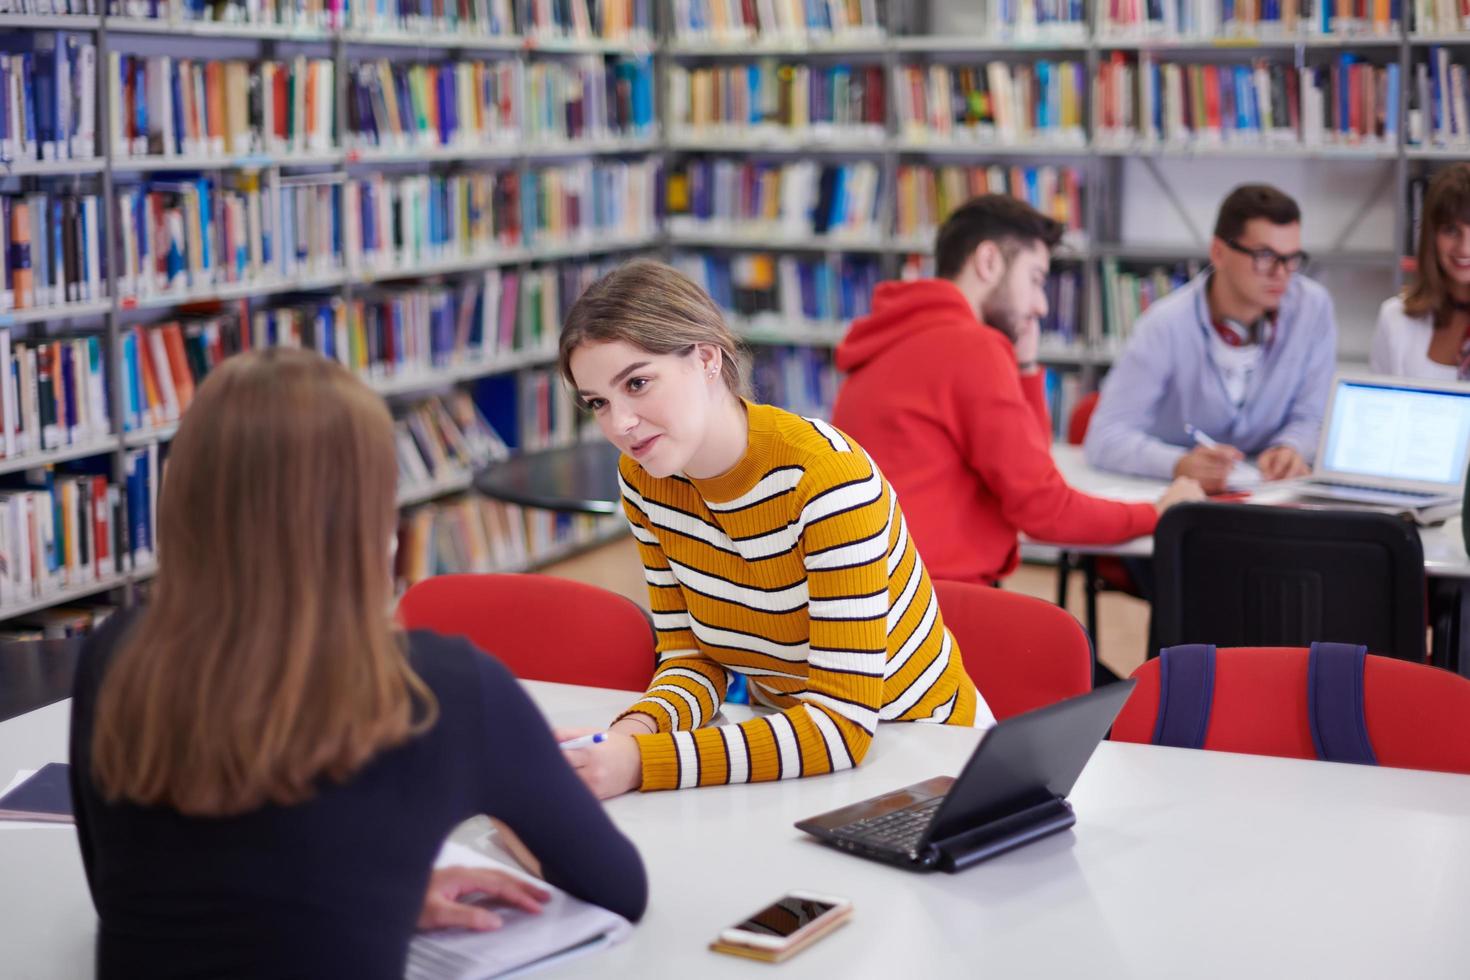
[796,681,1136,873]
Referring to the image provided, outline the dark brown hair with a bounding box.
[1212,184,1302,242]
[558,259,748,397]
[1403,164,1470,324]
[934,194,1064,280]
[92,348,436,816]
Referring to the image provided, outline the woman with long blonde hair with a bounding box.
[70,348,644,978]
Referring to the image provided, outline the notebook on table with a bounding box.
[1291,374,1470,525]
[405,841,632,980]
[0,763,73,824]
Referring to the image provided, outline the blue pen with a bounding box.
[559,732,607,750]
[1184,423,1218,449]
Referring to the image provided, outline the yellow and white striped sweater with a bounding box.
[618,402,995,792]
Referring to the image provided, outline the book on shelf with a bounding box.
[344,0,518,36]
[669,0,884,43]
[516,366,576,451]
[524,0,654,42]
[0,333,110,458]
[0,463,132,607]
[521,159,657,245]
[395,390,510,490]
[105,0,334,29]
[115,173,342,299]
[1414,0,1469,35]
[345,170,521,273]
[895,164,1086,248]
[1096,0,1400,38]
[524,55,654,144]
[666,61,886,142]
[939,0,1087,41]
[1041,266,1082,347]
[665,158,883,241]
[347,58,522,152]
[396,494,618,587]
[751,346,837,420]
[1100,257,1200,346]
[0,191,105,311]
[108,53,335,161]
[1408,47,1470,148]
[0,32,96,165]
[1042,370,1084,442]
[896,61,1087,148]
[675,250,880,333]
[1093,51,1399,151]
[0,1,101,15]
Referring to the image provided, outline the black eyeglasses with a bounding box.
[1221,238,1309,275]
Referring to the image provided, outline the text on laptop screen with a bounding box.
[1322,381,1470,486]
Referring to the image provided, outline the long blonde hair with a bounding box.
[91,348,436,816]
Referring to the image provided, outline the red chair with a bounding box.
[1065,391,1100,447]
[396,574,657,692]
[934,580,1092,722]
[1112,646,1470,775]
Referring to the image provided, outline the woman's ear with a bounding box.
[693,343,722,380]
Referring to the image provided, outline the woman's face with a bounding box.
[570,340,724,479]
[1435,221,1470,289]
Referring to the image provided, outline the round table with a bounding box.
[473,441,623,515]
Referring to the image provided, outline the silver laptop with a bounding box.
[1296,373,1470,512]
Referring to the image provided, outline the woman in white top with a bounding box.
[1373,164,1470,382]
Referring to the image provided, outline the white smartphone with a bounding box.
[717,891,853,951]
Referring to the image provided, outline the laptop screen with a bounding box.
[1321,379,1470,488]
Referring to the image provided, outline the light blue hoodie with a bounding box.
[1084,271,1338,480]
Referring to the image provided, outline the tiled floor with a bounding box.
[541,537,1153,680]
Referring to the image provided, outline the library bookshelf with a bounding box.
[0,0,1462,624]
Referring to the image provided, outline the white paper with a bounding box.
[0,768,74,831]
[404,841,631,980]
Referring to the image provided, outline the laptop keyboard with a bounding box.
[1311,479,1440,501]
[832,798,944,853]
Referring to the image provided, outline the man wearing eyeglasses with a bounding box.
[1084,184,1337,493]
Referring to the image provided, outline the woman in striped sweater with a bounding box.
[558,260,995,799]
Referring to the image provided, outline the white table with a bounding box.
[1031,445,1470,578]
[6,682,1470,979]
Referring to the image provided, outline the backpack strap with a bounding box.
[1307,642,1378,766]
[1153,644,1216,749]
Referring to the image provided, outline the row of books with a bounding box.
[1042,268,1083,346]
[396,496,616,588]
[664,159,883,239]
[111,162,655,299]
[750,346,837,420]
[1,192,105,311]
[394,391,509,491]
[1042,370,1085,443]
[1096,0,1401,37]
[1094,54,1400,148]
[668,0,882,41]
[666,63,886,139]
[895,62,1088,148]
[97,0,654,39]
[674,251,881,327]
[1099,258,1199,343]
[523,56,654,143]
[346,59,520,151]
[894,164,1086,244]
[970,0,1088,39]
[0,602,116,641]
[0,33,96,166]
[0,333,110,459]
[0,471,126,608]
[109,54,335,160]
[1409,48,1470,148]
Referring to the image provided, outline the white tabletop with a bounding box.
[1029,445,1470,579]
[6,682,1470,979]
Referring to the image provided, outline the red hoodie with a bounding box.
[831,279,1158,584]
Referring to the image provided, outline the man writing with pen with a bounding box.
[1084,184,1339,494]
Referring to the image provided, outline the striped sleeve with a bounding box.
[633,455,887,791]
[615,484,730,734]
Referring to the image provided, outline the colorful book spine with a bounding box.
[666,62,886,140]
[0,33,97,164]
[896,60,1087,148]
[894,164,1085,245]
[347,58,522,152]
[665,158,883,241]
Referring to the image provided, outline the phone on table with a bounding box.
[709,891,852,963]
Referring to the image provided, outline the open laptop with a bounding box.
[1292,374,1470,518]
[795,681,1135,873]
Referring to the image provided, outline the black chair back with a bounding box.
[1151,503,1426,662]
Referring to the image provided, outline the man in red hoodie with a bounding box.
[831,195,1202,586]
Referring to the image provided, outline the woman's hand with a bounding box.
[562,731,643,800]
[417,866,550,932]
